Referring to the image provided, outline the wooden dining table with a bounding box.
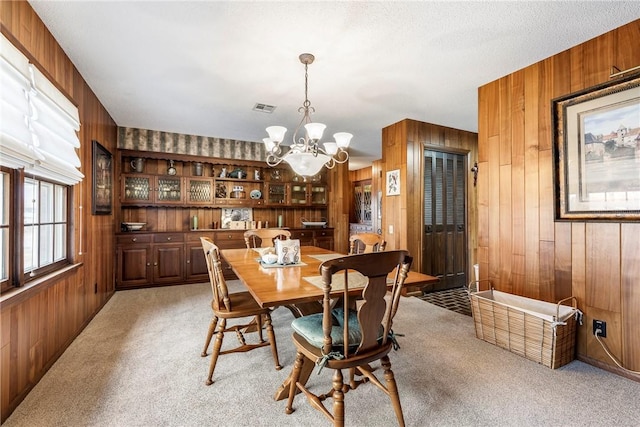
[220,245,439,400]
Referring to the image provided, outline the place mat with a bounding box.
[259,261,307,269]
[304,273,396,291]
[308,253,345,262]
[304,271,369,291]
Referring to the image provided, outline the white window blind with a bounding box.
[0,33,83,185]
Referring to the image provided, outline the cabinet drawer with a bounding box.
[214,231,246,249]
[186,231,216,242]
[153,233,184,243]
[291,230,313,239]
[314,229,333,238]
[291,230,314,245]
[117,234,152,244]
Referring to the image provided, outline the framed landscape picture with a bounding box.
[552,73,640,220]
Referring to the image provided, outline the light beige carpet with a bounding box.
[5,281,640,427]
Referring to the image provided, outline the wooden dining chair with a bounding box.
[349,232,386,254]
[284,250,413,426]
[244,228,291,249]
[200,237,282,385]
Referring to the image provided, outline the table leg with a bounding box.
[273,355,314,401]
[283,301,322,318]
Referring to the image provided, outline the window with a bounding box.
[0,171,71,293]
[1,33,81,293]
[23,177,68,277]
[0,170,10,290]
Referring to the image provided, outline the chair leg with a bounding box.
[381,355,405,427]
[332,369,345,427]
[201,315,218,357]
[285,352,305,414]
[206,318,225,386]
[264,313,282,370]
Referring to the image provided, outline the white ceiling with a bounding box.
[28,1,639,170]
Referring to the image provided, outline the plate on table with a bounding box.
[250,189,262,199]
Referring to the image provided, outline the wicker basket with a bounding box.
[469,283,581,369]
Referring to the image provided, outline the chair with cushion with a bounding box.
[244,228,291,249]
[284,250,413,426]
[200,237,282,385]
[349,232,386,254]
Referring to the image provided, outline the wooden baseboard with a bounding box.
[577,354,640,383]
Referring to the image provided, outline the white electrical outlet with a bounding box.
[388,225,394,234]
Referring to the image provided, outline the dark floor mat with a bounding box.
[419,287,472,316]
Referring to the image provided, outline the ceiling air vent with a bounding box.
[253,103,276,113]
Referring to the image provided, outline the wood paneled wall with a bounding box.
[381,119,478,274]
[477,19,640,375]
[327,162,350,254]
[1,1,117,421]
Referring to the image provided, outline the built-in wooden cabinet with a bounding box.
[116,234,153,288]
[115,228,334,289]
[114,150,335,290]
[349,178,374,237]
[353,179,372,224]
[117,150,327,209]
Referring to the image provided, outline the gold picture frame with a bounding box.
[552,73,640,220]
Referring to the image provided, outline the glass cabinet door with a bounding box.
[156,176,183,204]
[266,183,288,205]
[122,174,152,204]
[186,178,214,205]
[290,184,308,206]
[309,184,327,206]
[362,183,372,221]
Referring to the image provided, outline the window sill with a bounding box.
[0,263,83,308]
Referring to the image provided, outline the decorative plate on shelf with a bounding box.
[250,189,262,199]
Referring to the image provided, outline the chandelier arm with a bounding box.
[332,149,349,164]
[266,152,286,167]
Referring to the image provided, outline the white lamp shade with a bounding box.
[323,142,338,155]
[262,137,276,152]
[333,132,353,148]
[266,126,287,143]
[304,122,326,141]
[285,152,330,177]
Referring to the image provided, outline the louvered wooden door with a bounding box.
[423,150,467,290]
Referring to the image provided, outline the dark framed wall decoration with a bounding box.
[552,73,640,220]
[92,140,113,215]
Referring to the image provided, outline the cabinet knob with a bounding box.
[146,263,151,266]
[132,238,137,242]
[186,260,190,263]
[167,237,172,241]
[154,262,158,266]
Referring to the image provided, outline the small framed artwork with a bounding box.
[92,140,112,215]
[552,73,640,220]
[221,207,253,229]
[386,169,400,196]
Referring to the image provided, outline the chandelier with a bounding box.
[263,53,352,177]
